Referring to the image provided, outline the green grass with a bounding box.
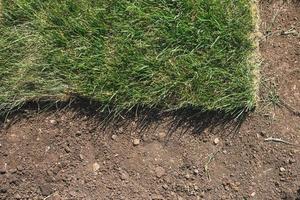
[0,0,257,114]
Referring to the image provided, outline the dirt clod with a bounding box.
[213,138,220,145]
[92,162,100,172]
[155,166,166,178]
[39,184,53,196]
[111,134,118,140]
[133,138,140,146]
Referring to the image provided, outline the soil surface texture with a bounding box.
[0,1,300,200]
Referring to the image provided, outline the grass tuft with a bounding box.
[0,0,257,115]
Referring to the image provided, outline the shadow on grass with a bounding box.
[0,96,250,137]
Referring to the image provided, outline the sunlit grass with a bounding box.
[0,0,256,114]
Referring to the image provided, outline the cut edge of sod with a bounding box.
[0,0,261,117]
[249,0,262,108]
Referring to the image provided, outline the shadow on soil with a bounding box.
[0,97,250,137]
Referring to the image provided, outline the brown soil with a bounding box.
[1,1,300,200]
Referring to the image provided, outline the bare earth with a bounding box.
[0,1,300,200]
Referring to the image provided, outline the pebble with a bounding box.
[133,139,140,146]
[93,163,100,172]
[49,119,57,125]
[117,127,124,133]
[250,192,256,197]
[158,132,167,140]
[9,168,17,174]
[193,169,199,175]
[75,131,82,137]
[162,184,168,190]
[213,138,220,145]
[185,173,191,179]
[64,145,71,153]
[155,166,166,178]
[0,165,6,174]
[17,165,23,171]
[120,171,129,180]
[111,135,118,140]
[279,167,286,172]
[288,159,296,164]
[79,154,84,160]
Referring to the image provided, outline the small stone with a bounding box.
[199,191,205,198]
[14,194,22,199]
[162,184,168,190]
[224,185,230,191]
[259,131,266,137]
[155,166,166,178]
[193,169,199,175]
[231,183,239,191]
[49,119,57,125]
[158,132,167,140]
[9,177,18,185]
[250,192,256,197]
[111,135,118,140]
[213,138,220,145]
[75,131,82,137]
[9,168,17,174]
[280,167,286,172]
[120,171,129,180]
[92,163,100,172]
[39,184,53,196]
[133,139,140,146]
[17,165,23,171]
[0,165,6,174]
[288,159,296,164]
[64,145,71,153]
[185,173,191,179]
[79,154,84,160]
[118,127,124,133]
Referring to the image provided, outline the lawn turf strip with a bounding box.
[0,0,256,114]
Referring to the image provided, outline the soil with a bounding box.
[0,1,300,200]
